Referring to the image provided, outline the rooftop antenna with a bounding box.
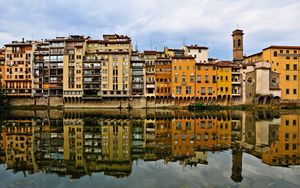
[150,36,153,50]
[135,40,138,51]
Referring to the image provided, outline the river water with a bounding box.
[0,109,300,188]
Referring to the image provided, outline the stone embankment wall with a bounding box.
[7,96,283,108]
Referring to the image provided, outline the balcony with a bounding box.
[232,71,241,75]
[232,80,241,84]
[232,93,241,96]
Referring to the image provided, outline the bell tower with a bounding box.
[232,29,244,63]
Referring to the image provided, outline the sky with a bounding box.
[0,0,299,60]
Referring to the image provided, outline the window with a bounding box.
[286,75,290,81]
[286,64,290,70]
[176,86,182,94]
[197,75,201,82]
[205,75,209,82]
[286,89,290,95]
[201,87,205,94]
[273,51,278,57]
[293,119,297,126]
[293,89,297,95]
[286,120,289,126]
[294,64,297,70]
[294,75,297,81]
[186,86,192,94]
[208,87,212,94]
[174,75,178,82]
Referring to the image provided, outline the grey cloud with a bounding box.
[0,0,299,59]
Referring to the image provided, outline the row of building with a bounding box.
[1,111,299,181]
[1,29,300,104]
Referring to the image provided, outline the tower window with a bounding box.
[238,39,241,47]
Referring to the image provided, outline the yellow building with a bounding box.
[216,61,232,98]
[63,36,86,98]
[245,46,300,101]
[99,34,132,97]
[4,40,34,96]
[171,56,196,99]
[195,63,218,98]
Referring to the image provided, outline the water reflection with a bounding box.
[0,109,299,184]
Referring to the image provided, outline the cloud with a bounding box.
[0,0,299,59]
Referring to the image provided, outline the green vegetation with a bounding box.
[188,103,248,111]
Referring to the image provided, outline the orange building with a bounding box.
[195,63,218,99]
[155,57,172,97]
[4,41,34,96]
[0,48,5,87]
[171,56,196,99]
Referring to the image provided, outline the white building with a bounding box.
[183,45,208,63]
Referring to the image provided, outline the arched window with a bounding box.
[238,39,241,47]
[273,51,278,57]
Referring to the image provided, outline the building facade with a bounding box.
[183,45,208,63]
[171,56,196,99]
[4,40,34,96]
[130,51,145,96]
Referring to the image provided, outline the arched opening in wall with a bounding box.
[196,97,200,103]
[187,97,190,105]
[204,97,208,104]
[221,95,226,103]
[217,95,222,103]
[199,97,203,104]
[265,96,271,105]
[71,97,75,104]
[238,39,241,47]
[179,97,183,105]
[272,96,280,105]
[227,95,231,104]
[258,96,264,105]
[212,97,216,103]
[208,97,212,104]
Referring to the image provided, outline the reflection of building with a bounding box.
[64,119,85,178]
[2,120,35,173]
[144,119,156,160]
[262,115,300,166]
[155,119,172,162]
[101,120,132,178]
[34,118,65,174]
